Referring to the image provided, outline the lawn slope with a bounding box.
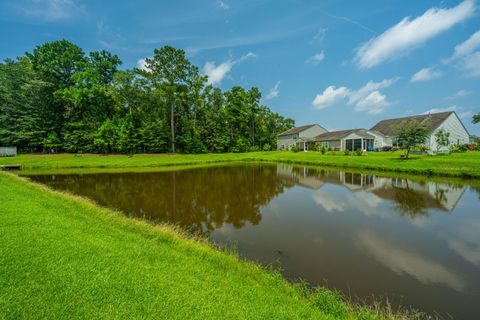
[0,173,391,319]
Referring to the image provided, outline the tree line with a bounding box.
[0,40,294,154]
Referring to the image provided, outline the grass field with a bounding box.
[1,151,480,178]
[0,172,410,319]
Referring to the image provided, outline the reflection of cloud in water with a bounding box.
[448,220,480,268]
[312,187,384,217]
[357,230,466,292]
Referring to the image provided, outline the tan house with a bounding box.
[277,124,327,151]
[314,129,375,151]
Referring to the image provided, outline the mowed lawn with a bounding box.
[1,151,480,178]
[0,173,395,320]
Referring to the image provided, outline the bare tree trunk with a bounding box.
[171,101,175,153]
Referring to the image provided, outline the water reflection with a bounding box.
[27,164,480,318]
[277,165,465,216]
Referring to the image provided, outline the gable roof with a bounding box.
[370,111,453,136]
[315,129,374,141]
[278,124,319,136]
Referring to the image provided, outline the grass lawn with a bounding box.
[1,151,480,178]
[0,172,406,320]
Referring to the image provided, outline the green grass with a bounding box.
[0,172,414,319]
[1,151,480,178]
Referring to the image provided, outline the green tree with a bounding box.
[94,118,119,153]
[473,113,480,124]
[0,58,48,151]
[434,129,450,151]
[137,46,199,153]
[396,120,429,159]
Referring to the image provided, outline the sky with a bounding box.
[0,0,479,135]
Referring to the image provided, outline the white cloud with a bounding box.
[312,86,349,109]
[313,78,396,114]
[136,58,149,71]
[422,105,472,119]
[347,78,397,105]
[355,91,390,115]
[216,0,229,10]
[17,0,85,21]
[444,30,480,78]
[310,28,328,44]
[410,67,443,82]
[446,29,480,62]
[266,81,280,100]
[447,89,471,99]
[203,52,256,85]
[306,51,325,65]
[460,51,480,77]
[355,0,476,69]
[357,230,466,292]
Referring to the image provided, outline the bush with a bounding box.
[262,143,271,151]
[250,145,259,152]
[465,144,477,151]
[355,149,363,156]
[418,144,429,152]
[320,146,326,155]
[391,147,399,152]
[450,144,468,153]
[291,144,300,152]
[344,150,351,156]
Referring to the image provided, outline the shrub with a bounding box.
[465,144,476,151]
[262,143,271,151]
[355,149,363,156]
[344,150,351,156]
[450,144,467,153]
[320,146,326,155]
[418,144,429,153]
[291,144,300,152]
[391,147,399,152]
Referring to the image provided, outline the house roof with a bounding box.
[370,111,453,136]
[278,124,318,136]
[314,129,374,141]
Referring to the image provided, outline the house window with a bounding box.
[321,142,329,148]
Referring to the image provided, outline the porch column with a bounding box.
[304,141,307,152]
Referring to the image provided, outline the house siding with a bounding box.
[277,125,327,150]
[428,113,469,150]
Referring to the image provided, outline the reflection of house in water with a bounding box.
[277,165,465,212]
[375,177,466,212]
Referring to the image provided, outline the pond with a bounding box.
[26,163,480,319]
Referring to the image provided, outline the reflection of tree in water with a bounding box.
[31,165,290,235]
[392,179,428,217]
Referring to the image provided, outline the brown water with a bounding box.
[27,163,480,319]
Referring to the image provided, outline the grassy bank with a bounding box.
[1,151,480,178]
[0,172,409,319]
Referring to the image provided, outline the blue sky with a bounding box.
[1,0,479,134]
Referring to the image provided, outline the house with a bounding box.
[277,124,327,151]
[370,111,470,150]
[314,129,375,151]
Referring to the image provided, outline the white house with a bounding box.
[370,111,470,151]
[277,124,327,151]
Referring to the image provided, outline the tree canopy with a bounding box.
[0,40,294,154]
[395,119,429,158]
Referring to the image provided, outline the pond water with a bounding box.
[27,163,480,319]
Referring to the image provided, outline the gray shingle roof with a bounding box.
[315,129,374,141]
[370,112,453,136]
[278,124,317,136]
